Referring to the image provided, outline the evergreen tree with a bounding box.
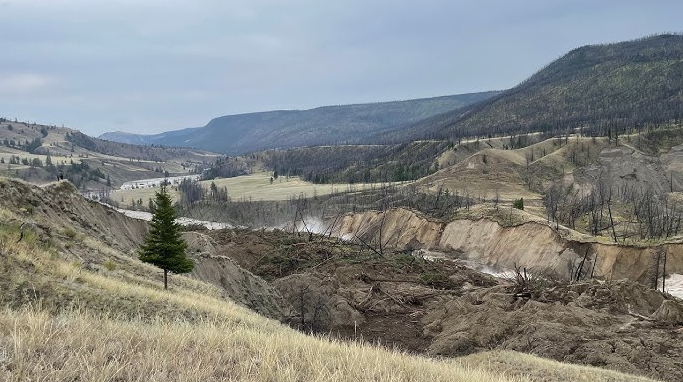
[513,197,525,210]
[139,186,193,289]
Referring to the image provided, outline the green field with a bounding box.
[111,172,402,207]
[204,173,396,201]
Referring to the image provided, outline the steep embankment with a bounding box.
[332,208,683,285]
[0,178,285,319]
[1,179,147,254]
[184,231,289,319]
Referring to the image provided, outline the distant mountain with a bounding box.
[98,92,499,154]
[98,131,153,145]
[406,34,683,140]
[99,127,201,146]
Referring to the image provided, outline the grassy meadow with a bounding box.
[111,172,403,207]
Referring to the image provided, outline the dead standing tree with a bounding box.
[353,208,401,258]
[291,281,331,333]
[290,193,315,240]
[605,185,618,243]
[544,182,561,229]
[652,248,668,293]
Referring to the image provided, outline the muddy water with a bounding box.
[413,249,518,279]
[115,208,232,230]
[659,273,683,299]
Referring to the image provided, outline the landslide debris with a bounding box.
[331,207,683,286]
[184,231,289,320]
[424,280,683,381]
[198,228,683,381]
[199,228,496,350]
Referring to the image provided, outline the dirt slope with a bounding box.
[420,148,540,201]
[332,207,683,284]
[0,179,147,253]
[0,178,285,320]
[423,281,683,380]
[195,227,683,381]
[184,231,289,319]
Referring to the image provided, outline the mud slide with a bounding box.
[330,208,683,286]
[184,232,288,320]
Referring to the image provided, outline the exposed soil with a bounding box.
[196,228,683,381]
[183,231,289,320]
[330,207,683,288]
[0,179,148,255]
[200,228,496,352]
[424,281,683,380]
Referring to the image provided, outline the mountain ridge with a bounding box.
[98,91,500,154]
[406,33,683,140]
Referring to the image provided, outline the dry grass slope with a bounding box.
[0,209,523,382]
[461,351,659,382]
[3,309,526,382]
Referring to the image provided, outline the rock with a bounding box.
[652,300,683,324]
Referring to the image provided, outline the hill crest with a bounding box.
[412,33,683,140]
[98,92,499,154]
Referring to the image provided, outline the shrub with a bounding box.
[103,260,117,271]
[513,197,524,210]
[63,228,78,239]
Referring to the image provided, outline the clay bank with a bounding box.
[328,208,683,294]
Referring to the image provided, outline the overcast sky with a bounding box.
[1,0,682,136]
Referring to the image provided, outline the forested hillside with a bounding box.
[228,34,683,185]
[405,34,683,140]
[99,92,499,154]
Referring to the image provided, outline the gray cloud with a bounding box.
[1,0,682,135]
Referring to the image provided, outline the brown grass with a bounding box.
[0,220,526,382]
[460,350,659,382]
[0,308,529,382]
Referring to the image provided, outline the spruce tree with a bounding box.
[139,185,193,289]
